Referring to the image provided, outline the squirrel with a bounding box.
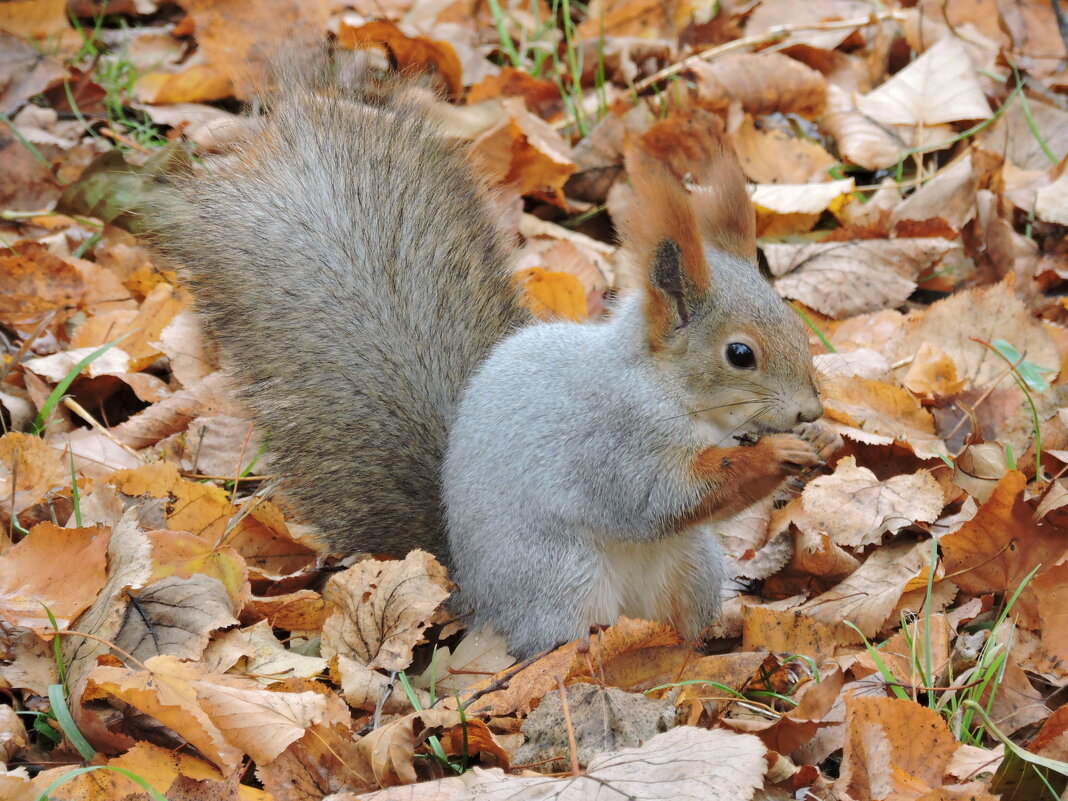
[148,61,838,657]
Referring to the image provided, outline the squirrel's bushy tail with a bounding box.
[148,64,526,558]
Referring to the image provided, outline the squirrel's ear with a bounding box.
[686,126,756,262]
[622,148,710,344]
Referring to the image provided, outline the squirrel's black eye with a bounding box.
[726,342,756,369]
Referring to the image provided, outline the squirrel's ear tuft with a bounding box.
[623,147,710,344]
[623,148,710,291]
[686,124,756,262]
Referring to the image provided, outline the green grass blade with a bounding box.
[47,683,96,761]
[36,765,168,801]
[30,331,134,435]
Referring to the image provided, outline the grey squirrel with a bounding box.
[149,64,838,657]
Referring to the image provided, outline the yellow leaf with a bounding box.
[515,267,587,321]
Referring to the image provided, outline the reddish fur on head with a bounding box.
[622,148,709,348]
[624,147,711,291]
[637,110,756,261]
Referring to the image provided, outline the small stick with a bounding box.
[458,647,553,710]
[99,127,152,155]
[63,398,144,462]
[633,10,907,92]
[556,676,581,777]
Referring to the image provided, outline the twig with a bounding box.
[0,311,56,382]
[63,398,144,462]
[100,126,152,155]
[458,647,553,710]
[1052,0,1068,55]
[556,676,581,776]
[634,10,907,92]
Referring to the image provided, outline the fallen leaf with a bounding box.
[0,522,108,633]
[801,456,944,548]
[941,471,1067,594]
[769,238,956,318]
[321,550,452,673]
[836,696,963,799]
[339,20,462,99]
[857,36,991,127]
[801,539,933,638]
[691,53,826,118]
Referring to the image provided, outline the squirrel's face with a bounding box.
[648,249,824,440]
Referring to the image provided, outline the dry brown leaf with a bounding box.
[903,341,968,398]
[824,84,912,170]
[800,456,944,548]
[40,741,225,799]
[800,539,933,638]
[115,573,238,664]
[514,267,588,321]
[0,432,68,525]
[815,348,892,380]
[245,589,328,631]
[745,0,878,49]
[768,238,956,318]
[580,0,704,38]
[729,116,836,184]
[255,681,365,799]
[722,664,845,758]
[134,63,235,104]
[792,525,862,578]
[466,618,681,717]
[741,606,839,665]
[0,0,69,40]
[111,370,238,450]
[334,654,426,715]
[751,179,854,237]
[1036,170,1068,226]
[321,550,451,673]
[952,443,1009,503]
[857,36,991,127]
[891,154,978,234]
[516,683,673,771]
[981,632,1050,735]
[156,310,218,388]
[836,696,960,799]
[156,414,263,478]
[982,93,1068,172]
[107,461,316,577]
[1033,562,1068,663]
[174,0,333,99]
[0,241,83,327]
[470,98,576,203]
[668,651,772,724]
[822,375,948,460]
[331,725,769,800]
[0,625,56,695]
[22,346,131,382]
[941,471,1067,594]
[854,614,953,691]
[0,522,108,633]
[204,620,326,683]
[84,654,327,770]
[899,279,1059,387]
[410,624,514,695]
[63,508,154,735]
[338,20,462,99]
[690,53,826,118]
[468,68,562,117]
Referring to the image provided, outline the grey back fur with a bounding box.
[147,72,528,558]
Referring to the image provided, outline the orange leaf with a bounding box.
[515,267,587,321]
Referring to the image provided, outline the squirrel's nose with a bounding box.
[797,400,823,424]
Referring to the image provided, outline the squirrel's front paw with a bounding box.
[794,421,843,464]
[761,434,823,476]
